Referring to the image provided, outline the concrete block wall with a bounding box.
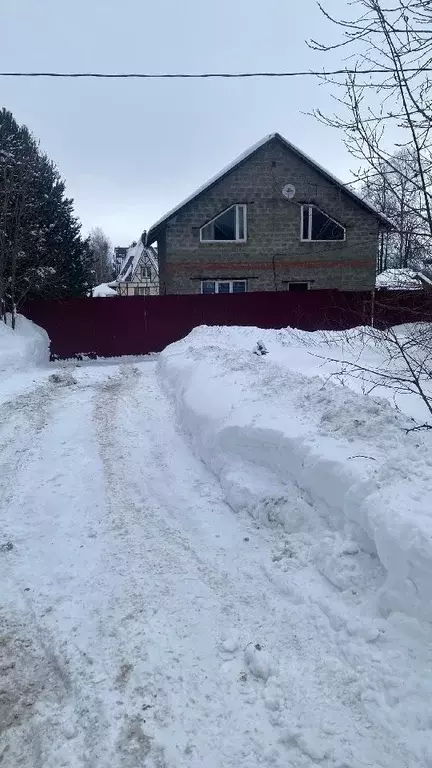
[157,138,380,294]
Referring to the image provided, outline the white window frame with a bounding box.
[300,204,346,242]
[200,204,247,243]
[200,279,247,294]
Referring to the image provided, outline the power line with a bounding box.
[0,67,430,80]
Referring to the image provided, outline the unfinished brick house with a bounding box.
[146,133,390,295]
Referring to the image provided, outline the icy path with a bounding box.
[0,360,430,768]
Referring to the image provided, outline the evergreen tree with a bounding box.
[0,108,92,324]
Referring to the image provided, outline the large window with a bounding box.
[201,280,247,294]
[301,205,345,242]
[200,204,247,242]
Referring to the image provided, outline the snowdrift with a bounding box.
[0,315,50,374]
[159,325,432,623]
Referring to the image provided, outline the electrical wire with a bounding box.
[0,68,430,79]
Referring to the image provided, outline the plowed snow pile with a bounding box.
[160,325,432,623]
[159,324,432,762]
[0,315,50,405]
[0,315,49,373]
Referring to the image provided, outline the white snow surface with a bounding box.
[0,314,49,373]
[0,315,52,405]
[1,322,432,767]
[92,282,118,297]
[376,268,423,290]
[159,325,432,624]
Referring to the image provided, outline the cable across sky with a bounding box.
[0,67,429,79]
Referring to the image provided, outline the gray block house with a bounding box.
[146,133,390,295]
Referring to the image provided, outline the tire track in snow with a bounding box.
[90,361,396,768]
[2,360,427,767]
[91,363,289,767]
[0,379,60,510]
[0,373,105,768]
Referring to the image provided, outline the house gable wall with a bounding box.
[159,138,379,294]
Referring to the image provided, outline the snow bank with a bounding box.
[159,325,432,623]
[92,282,117,297]
[0,315,50,374]
[376,268,423,290]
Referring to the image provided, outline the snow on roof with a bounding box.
[146,133,392,242]
[376,268,423,290]
[117,241,158,282]
[92,282,118,297]
[117,242,142,282]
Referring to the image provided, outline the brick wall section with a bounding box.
[157,138,380,294]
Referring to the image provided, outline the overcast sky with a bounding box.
[2,0,349,248]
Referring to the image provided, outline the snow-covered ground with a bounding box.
[1,319,432,767]
[92,282,118,297]
[0,315,53,406]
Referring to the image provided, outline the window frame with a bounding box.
[134,286,150,296]
[300,204,346,243]
[200,204,247,244]
[140,266,151,280]
[287,281,310,292]
[200,279,247,294]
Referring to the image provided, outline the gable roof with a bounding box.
[117,240,158,282]
[146,133,392,243]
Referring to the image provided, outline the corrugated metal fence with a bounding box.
[22,290,432,360]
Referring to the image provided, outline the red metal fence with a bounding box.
[22,290,432,360]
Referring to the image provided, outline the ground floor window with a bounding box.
[287,282,310,292]
[134,286,150,295]
[201,280,247,294]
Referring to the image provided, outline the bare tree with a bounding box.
[306,1,432,422]
[362,148,429,271]
[310,0,432,248]
[313,319,432,428]
[89,227,113,287]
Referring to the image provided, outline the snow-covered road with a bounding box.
[1,358,431,768]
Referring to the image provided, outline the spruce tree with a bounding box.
[0,108,92,323]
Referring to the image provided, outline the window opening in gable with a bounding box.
[301,205,345,242]
[200,204,247,242]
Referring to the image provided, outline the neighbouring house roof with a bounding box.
[146,132,392,243]
[116,240,158,282]
[92,282,118,297]
[418,269,432,287]
[375,268,430,290]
